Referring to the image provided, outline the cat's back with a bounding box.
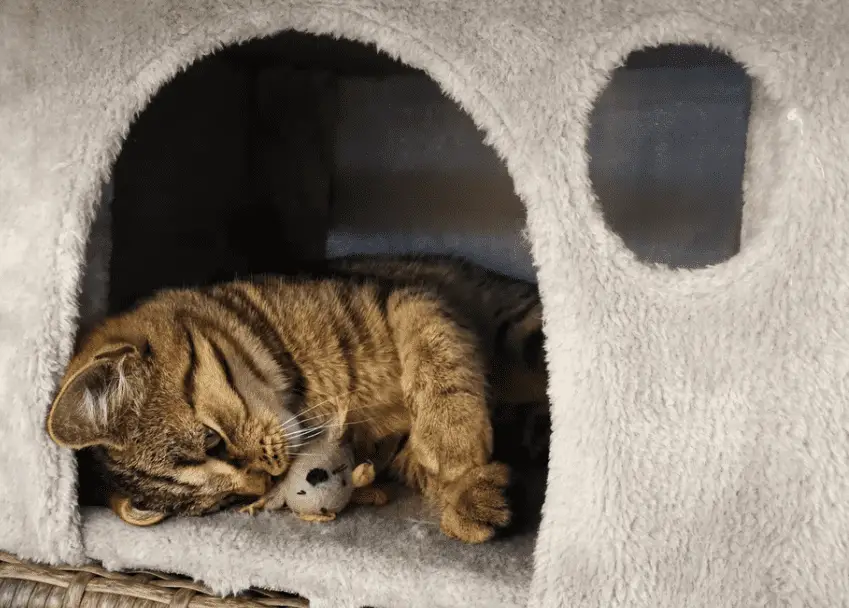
[322,254,538,315]
[322,255,543,368]
[238,255,542,372]
[210,274,399,365]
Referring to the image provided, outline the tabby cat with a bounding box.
[47,255,547,543]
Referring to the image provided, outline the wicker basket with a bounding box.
[0,552,307,608]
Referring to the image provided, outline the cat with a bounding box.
[47,255,548,543]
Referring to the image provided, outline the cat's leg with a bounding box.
[386,290,511,543]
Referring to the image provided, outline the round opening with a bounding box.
[588,44,751,269]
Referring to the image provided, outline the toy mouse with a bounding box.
[240,412,389,522]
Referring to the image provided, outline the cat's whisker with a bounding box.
[297,415,381,439]
[287,437,318,446]
[280,405,319,427]
[280,401,327,428]
[285,434,325,449]
[286,437,327,450]
[289,413,331,428]
[286,434,322,445]
[284,418,378,452]
[285,425,326,440]
[286,443,312,451]
[288,421,358,443]
[287,420,327,433]
[280,387,366,426]
[287,405,366,432]
[300,401,378,426]
[319,416,380,429]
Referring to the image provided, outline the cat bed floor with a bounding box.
[82,489,534,608]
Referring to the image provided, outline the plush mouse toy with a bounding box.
[240,414,389,522]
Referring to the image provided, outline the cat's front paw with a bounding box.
[439,463,511,543]
[239,496,268,516]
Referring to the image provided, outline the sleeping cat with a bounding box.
[46,255,547,543]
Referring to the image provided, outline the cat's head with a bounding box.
[46,288,305,526]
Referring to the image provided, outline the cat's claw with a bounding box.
[239,497,268,516]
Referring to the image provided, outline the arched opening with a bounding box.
[71,33,757,603]
[75,31,546,598]
[102,32,533,314]
[589,44,752,268]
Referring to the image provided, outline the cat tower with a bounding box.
[1,1,847,607]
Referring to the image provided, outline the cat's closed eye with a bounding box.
[204,426,227,459]
[204,426,221,449]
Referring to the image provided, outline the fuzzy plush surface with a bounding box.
[1,1,848,607]
[83,491,536,608]
[325,65,750,277]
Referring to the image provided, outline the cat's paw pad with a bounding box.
[239,497,267,516]
[440,463,511,543]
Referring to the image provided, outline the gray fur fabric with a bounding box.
[0,2,847,608]
[324,64,750,277]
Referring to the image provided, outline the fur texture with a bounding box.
[1,1,848,607]
[48,255,545,541]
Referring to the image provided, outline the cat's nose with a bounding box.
[306,468,330,486]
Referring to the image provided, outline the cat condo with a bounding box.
[1,1,847,608]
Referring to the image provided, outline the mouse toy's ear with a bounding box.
[351,462,376,488]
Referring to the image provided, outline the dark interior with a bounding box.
[110,34,432,314]
[108,33,750,314]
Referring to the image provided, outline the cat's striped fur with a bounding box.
[48,255,547,543]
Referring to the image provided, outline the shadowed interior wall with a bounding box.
[106,35,749,316]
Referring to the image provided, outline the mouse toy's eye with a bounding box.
[296,490,307,495]
[204,427,223,453]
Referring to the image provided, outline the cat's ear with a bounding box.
[47,342,146,450]
[108,494,167,527]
